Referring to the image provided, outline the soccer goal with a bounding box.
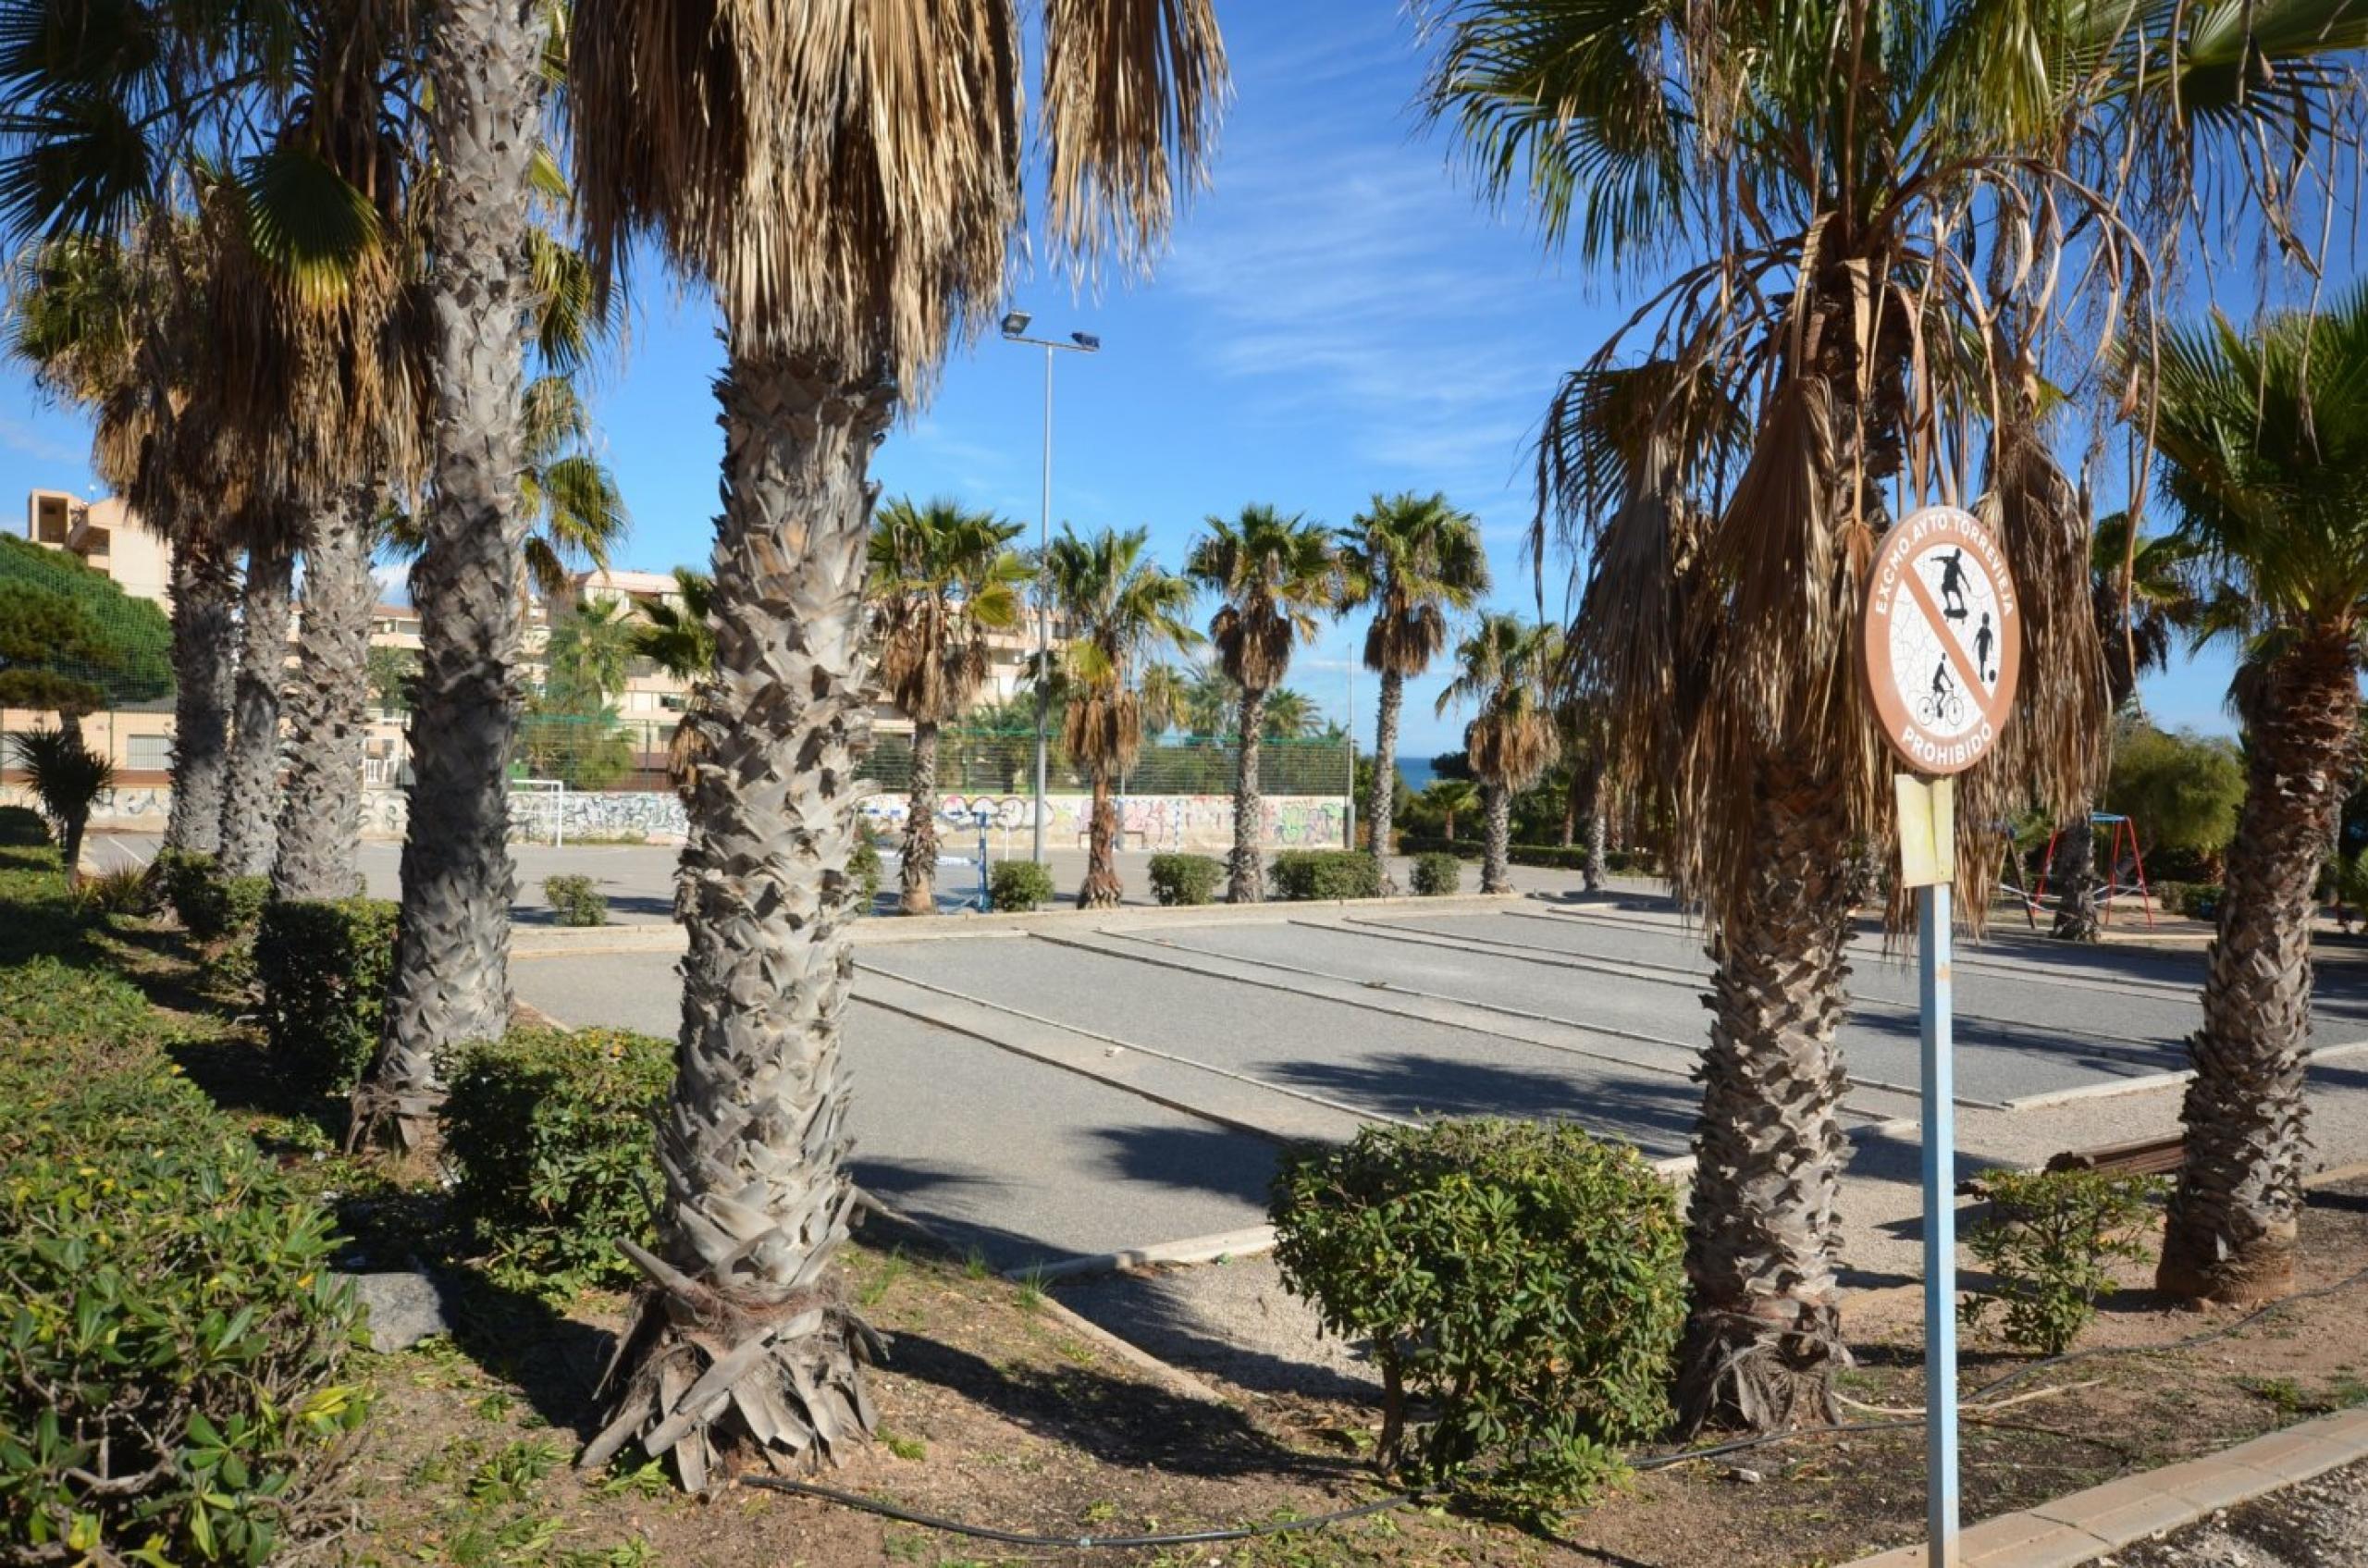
[510,777,567,847]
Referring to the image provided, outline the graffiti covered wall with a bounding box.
[25,784,1348,853]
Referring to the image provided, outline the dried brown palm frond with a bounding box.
[1064,685,1144,776]
[1468,704,1558,793]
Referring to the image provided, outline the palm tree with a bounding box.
[2050,515,2198,939]
[11,723,113,882]
[1423,777,1480,842]
[2147,291,2368,1304]
[1259,686,1322,739]
[567,0,1226,1484]
[1044,526,1202,907]
[216,512,302,876]
[545,597,640,707]
[275,485,385,900]
[630,567,718,796]
[1424,0,2364,1429]
[868,498,1029,915]
[1187,506,1338,902]
[1339,492,1489,876]
[1437,615,1559,893]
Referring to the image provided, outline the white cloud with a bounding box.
[0,414,86,467]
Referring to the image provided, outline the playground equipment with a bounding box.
[2033,811,2155,928]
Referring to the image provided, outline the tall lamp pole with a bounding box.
[999,311,1100,867]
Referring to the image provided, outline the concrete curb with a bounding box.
[1839,1405,2368,1567]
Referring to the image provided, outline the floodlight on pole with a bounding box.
[998,315,1102,867]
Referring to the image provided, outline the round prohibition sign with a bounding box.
[1862,504,2020,775]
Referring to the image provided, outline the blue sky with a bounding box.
[0,2,2332,757]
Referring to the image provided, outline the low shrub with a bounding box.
[543,872,609,927]
[1395,834,1479,859]
[1270,849,1385,902]
[1409,851,1462,896]
[1148,853,1225,907]
[1510,845,1590,871]
[989,858,1054,913]
[0,957,369,1563]
[1963,1168,2164,1354]
[849,820,884,911]
[1271,1119,1684,1515]
[160,851,270,945]
[256,898,401,1094]
[2169,882,2221,920]
[444,1028,673,1296]
[68,862,150,916]
[0,803,47,847]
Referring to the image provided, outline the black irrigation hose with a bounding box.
[742,1260,2368,1548]
[740,1475,1425,1548]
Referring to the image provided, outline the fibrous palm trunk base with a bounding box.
[1679,759,1856,1432]
[585,349,895,1490]
[275,488,377,902]
[218,536,297,877]
[1480,782,1512,894]
[164,537,238,858]
[1229,687,1267,902]
[1369,670,1402,891]
[2160,635,2354,1304]
[1585,801,1608,894]
[899,722,940,916]
[1079,764,1122,908]
[2050,813,2102,942]
[356,0,543,1155]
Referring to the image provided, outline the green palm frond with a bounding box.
[1186,504,1340,695]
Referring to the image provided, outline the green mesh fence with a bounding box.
[497,712,1352,797]
[0,535,174,713]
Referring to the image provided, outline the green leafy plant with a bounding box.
[1409,851,1462,896]
[1147,852,1225,906]
[849,818,884,911]
[68,862,149,916]
[159,850,270,946]
[255,898,401,1093]
[1962,1169,2165,1354]
[442,1028,673,1295]
[542,873,609,927]
[1271,1119,1684,1516]
[989,858,1054,913]
[1269,848,1384,901]
[9,723,113,877]
[0,957,370,1564]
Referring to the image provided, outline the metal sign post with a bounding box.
[1864,506,2021,1568]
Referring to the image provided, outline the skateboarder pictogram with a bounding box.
[1935,549,1969,620]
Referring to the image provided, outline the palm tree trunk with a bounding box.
[217,535,296,876]
[1079,759,1122,908]
[1228,686,1267,902]
[164,536,238,858]
[1678,758,1855,1431]
[274,488,376,902]
[585,349,894,1489]
[354,0,545,1155]
[1480,781,1512,893]
[2050,810,2102,940]
[899,722,941,915]
[2160,633,2355,1304]
[1369,669,1401,889]
[1584,771,1608,894]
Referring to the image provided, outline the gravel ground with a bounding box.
[2109,1458,2368,1567]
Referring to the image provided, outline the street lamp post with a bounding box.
[999,311,1100,868]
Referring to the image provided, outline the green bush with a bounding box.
[1270,848,1385,902]
[444,1028,673,1295]
[542,873,609,927]
[0,803,50,847]
[1271,1119,1685,1515]
[1394,834,1480,860]
[1963,1168,2164,1354]
[160,851,270,945]
[1148,853,1225,907]
[0,957,369,1564]
[1409,851,1462,896]
[849,820,884,912]
[2175,883,2222,920]
[256,898,401,1094]
[989,858,1054,913]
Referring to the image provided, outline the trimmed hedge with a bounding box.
[989,858,1054,912]
[444,1028,672,1296]
[156,850,270,945]
[1148,853,1225,907]
[1270,849,1384,902]
[543,873,608,927]
[1409,851,1462,896]
[1397,835,1614,873]
[1272,1119,1684,1515]
[256,898,401,1094]
[0,955,369,1563]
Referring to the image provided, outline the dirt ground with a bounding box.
[89,916,2368,1568]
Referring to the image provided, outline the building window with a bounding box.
[125,734,171,771]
